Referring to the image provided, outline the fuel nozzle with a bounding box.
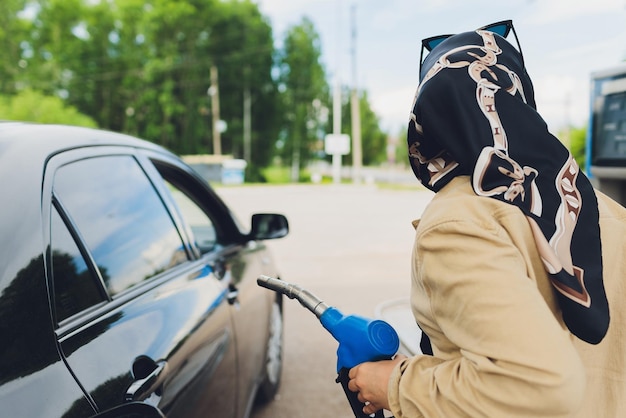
[257,275,399,418]
[257,275,330,318]
[256,275,399,370]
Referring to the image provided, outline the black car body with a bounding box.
[0,122,288,418]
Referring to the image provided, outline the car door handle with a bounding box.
[227,283,239,305]
[125,359,168,402]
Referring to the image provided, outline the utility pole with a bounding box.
[243,66,251,164]
[209,65,222,155]
[331,77,343,184]
[326,0,348,184]
[350,3,362,183]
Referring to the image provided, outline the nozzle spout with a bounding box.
[257,275,330,318]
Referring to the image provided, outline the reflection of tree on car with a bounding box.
[0,253,62,384]
[53,250,109,322]
[0,251,120,417]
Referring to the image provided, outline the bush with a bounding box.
[568,126,587,170]
[0,90,97,127]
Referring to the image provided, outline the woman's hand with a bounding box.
[347,355,408,415]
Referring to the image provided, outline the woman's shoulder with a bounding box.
[597,190,626,222]
[419,176,521,230]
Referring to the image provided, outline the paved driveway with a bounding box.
[216,183,434,418]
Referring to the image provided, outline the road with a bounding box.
[215,183,434,418]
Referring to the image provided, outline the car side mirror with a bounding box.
[249,213,289,240]
[89,402,165,418]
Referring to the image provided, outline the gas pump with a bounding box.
[587,62,626,205]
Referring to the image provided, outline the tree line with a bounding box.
[1,0,389,181]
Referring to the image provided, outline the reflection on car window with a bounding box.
[165,180,217,253]
[51,207,106,322]
[53,156,188,296]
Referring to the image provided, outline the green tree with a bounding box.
[395,124,409,167]
[21,0,87,93]
[114,0,217,152]
[0,0,31,95]
[276,17,329,181]
[16,0,279,170]
[206,0,279,180]
[20,0,122,125]
[336,88,387,166]
[108,0,278,165]
[5,0,395,183]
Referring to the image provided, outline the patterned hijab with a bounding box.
[408,27,609,344]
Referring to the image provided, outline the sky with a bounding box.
[257,0,626,137]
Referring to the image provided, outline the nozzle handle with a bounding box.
[337,368,385,418]
[257,275,330,318]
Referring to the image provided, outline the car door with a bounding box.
[144,153,280,417]
[43,147,238,417]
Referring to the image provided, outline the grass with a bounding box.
[255,166,427,191]
[212,165,427,190]
[261,166,293,183]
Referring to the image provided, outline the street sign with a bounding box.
[324,134,350,155]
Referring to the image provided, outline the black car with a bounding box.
[0,122,288,418]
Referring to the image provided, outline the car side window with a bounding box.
[51,206,107,322]
[53,155,188,297]
[164,180,217,254]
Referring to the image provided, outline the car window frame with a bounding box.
[50,194,111,315]
[135,150,246,252]
[42,146,220,336]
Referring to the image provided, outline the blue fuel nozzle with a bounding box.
[257,275,399,372]
[320,307,399,371]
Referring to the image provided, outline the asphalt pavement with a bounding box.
[215,183,434,418]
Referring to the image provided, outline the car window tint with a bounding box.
[53,156,188,297]
[165,180,217,253]
[51,207,106,322]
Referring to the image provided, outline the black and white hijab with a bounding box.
[408,26,609,344]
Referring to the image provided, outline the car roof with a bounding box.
[0,121,171,161]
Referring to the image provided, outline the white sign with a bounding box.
[216,119,227,133]
[324,134,350,155]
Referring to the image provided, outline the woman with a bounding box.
[348,21,626,417]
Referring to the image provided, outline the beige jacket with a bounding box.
[388,176,626,417]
